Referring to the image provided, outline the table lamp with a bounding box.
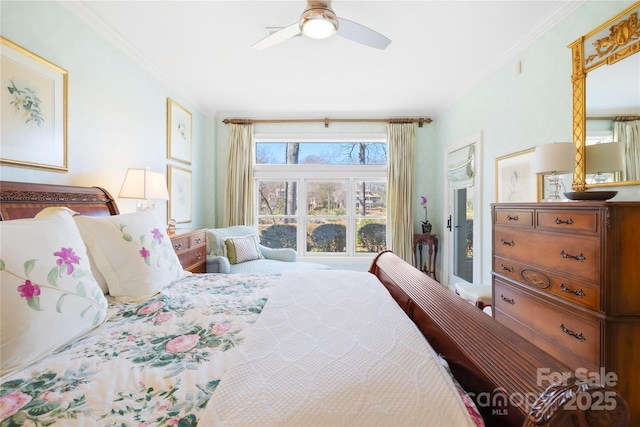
[533,142,575,201]
[118,168,170,211]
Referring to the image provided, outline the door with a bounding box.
[444,133,482,289]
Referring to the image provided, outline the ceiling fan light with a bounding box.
[300,7,338,39]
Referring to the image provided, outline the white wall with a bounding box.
[1,1,208,227]
[434,0,640,286]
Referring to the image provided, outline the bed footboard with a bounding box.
[369,250,629,427]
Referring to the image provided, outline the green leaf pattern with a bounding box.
[0,252,105,324]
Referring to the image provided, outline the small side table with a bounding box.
[413,233,438,281]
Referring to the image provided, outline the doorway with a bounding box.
[444,133,482,289]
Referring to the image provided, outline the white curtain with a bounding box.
[613,120,640,181]
[387,123,416,263]
[446,145,475,189]
[224,124,255,227]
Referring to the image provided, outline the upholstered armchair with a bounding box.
[206,225,330,274]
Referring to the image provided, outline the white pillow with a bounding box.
[0,208,108,375]
[73,209,185,303]
[225,235,264,264]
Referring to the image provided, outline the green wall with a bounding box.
[433,0,639,285]
[1,0,208,227]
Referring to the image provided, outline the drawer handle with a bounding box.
[195,253,202,260]
[195,238,202,244]
[560,324,585,342]
[174,243,183,250]
[500,239,515,246]
[560,250,585,262]
[554,217,574,225]
[560,283,585,298]
[500,264,514,273]
[500,294,515,305]
[506,215,519,221]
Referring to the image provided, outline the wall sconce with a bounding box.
[118,168,169,211]
[586,142,625,183]
[533,142,575,201]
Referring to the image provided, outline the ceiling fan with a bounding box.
[252,0,391,50]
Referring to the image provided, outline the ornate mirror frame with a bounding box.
[568,2,640,191]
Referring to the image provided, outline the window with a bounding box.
[255,137,387,257]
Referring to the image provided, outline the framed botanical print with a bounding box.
[1,37,68,171]
[166,98,192,165]
[495,148,541,202]
[168,164,192,223]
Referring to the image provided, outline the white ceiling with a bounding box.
[63,1,585,119]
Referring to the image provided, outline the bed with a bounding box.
[0,181,630,427]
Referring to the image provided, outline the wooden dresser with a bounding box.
[169,228,206,273]
[491,201,640,423]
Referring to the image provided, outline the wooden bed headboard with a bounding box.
[0,181,119,220]
[369,250,630,427]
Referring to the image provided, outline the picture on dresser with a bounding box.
[495,148,539,202]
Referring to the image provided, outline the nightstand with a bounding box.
[169,228,206,273]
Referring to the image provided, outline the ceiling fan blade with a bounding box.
[336,18,391,50]
[252,23,301,49]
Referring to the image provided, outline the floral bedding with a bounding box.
[1,272,484,427]
[0,273,278,426]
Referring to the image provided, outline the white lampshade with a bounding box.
[586,142,624,174]
[533,142,575,175]
[299,7,338,39]
[119,168,169,209]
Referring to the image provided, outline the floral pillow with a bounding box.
[0,208,108,375]
[73,209,185,303]
[225,235,264,264]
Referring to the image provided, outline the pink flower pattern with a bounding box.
[165,334,199,353]
[211,323,232,336]
[17,280,40,300]
[154,312,173,324]
[53,247,80,275]
[0,390,32,418]
[139,247,150,260]
[137,301,166,315]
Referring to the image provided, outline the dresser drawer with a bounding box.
[493,256,600,311]
[171,235,190,252]
[177,247,206,271]
[494,280,600,366]
[494,208,533,228]
[536,209,599,234]
[494,228,600,284]
[494,307,598,373]
[189,231,206,247]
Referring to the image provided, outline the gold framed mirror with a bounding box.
[568,2,640,191]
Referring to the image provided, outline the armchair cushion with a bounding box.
[225,235,264,264]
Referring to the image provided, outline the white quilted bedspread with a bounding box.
[201,270,475,427]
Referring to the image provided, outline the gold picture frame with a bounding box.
[166,98,192,165]
[168,164,192,223]
[1,37,68,171]
[495,148,542,202]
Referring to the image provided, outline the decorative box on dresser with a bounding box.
[491,201,640,423]
[169,228,206,273]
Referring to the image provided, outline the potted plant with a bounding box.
[420,196,432,234]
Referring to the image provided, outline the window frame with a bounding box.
[254,134,387,261]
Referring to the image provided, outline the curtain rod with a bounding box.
[587,115,640,121]
[222,117,433,128]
